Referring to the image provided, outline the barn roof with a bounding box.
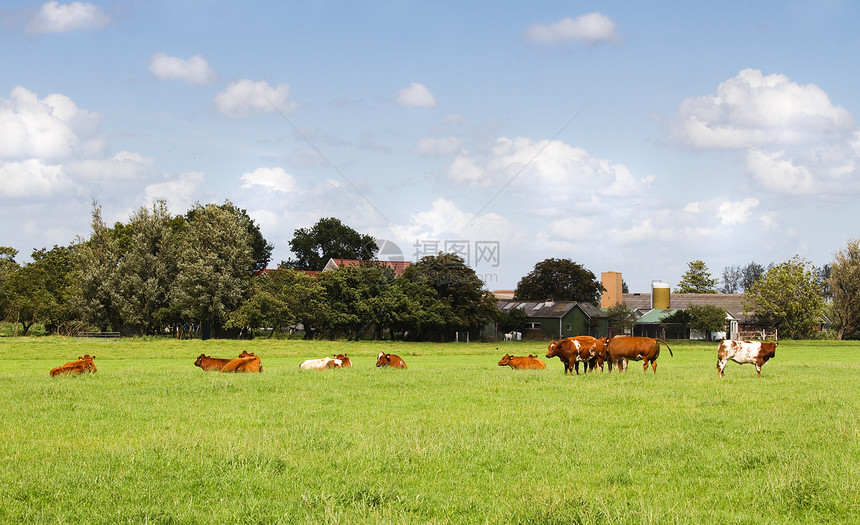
[622,293,750,322]
[323,258,412,277]
[497,299,606,319]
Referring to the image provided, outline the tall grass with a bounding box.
[1,337,858,523]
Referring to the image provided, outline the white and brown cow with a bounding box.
[717,340,777,378]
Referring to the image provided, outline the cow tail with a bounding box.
[657,339,673,357]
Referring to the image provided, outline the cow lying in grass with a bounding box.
[376,352,407,369]
[195,351,262,372]
[300,356,343,370]
[497,353,546,370]
[50,355,97,376]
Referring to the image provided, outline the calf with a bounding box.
[717,340,777,378]
[498,353,546,370]
[50,355,97,376]
[376,352,407,369]
[607,336,672,374]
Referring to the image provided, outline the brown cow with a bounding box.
[717,340,777,378]
[376,352,407,369]
[220,353,263,373]
[50,354,97,376]
[334,354,352,368]
[546,336,608,374]
[498,353,546,370]
[607,336,672,374]
[194,351,258,372]
[194,354,233,371]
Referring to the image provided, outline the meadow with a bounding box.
[0,337,858,524]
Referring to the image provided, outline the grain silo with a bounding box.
[651,281,671,309]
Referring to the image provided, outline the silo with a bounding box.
[651,281,671,309]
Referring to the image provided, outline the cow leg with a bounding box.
[643,360,649,373]
[755,359,763,377]
[651,361,657,374]
[574,361,580,375]
[717,359,726,378]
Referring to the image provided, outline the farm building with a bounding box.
[492,299,608,340]
[601,272,780,340]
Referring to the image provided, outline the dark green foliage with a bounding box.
[283,217,377,271]
[745,256,825,339]
[514,258,603,304]
[675,260,718,293]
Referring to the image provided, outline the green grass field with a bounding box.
[1,337,858,524]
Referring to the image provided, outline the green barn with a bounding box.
[493,299,608,340]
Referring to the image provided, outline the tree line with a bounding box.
[0,203,499,340]
[1,200,859,340]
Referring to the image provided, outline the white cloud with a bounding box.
[149,53,217,85]
[524,12,621,45]
[394,82,437,108]
[667,69,854,150]
[413,136,464,157]
[0,159,69,198]
[0,86,102,161]
[667,69,860,197]
[27,1,111,35]
[214,80,298,118]
[717,198,759,225]
[239,167,297,193]
[67,151,154,181]
[447,136,651,201]
[143,172,208,213]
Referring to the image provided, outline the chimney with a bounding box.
[601,272,623,308]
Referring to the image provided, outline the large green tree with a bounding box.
[675,260,718,294]
[117,201,182,335]
[283,217,378,271]
[744,256,825,339]
[172,202,256,338]
[400,253,497,341]
[72,203,123,331]
[829,239,860,340]
[514,258,603,304]
[30,245,77,333]
[187,202,272,272]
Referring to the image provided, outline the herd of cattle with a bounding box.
[47,338,777,378]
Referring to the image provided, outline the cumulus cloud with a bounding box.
[144,172,207,213]
[239,167,297,193]
[413,136,464,156]
[524,12,621,45]
[446,136,652,201]
[717,198,759,225]
[667,69,860,197]
[149,52,217,85]
[214,80,298,118]
[394,82,437,108]
[0,159,69,198]
[0,86,102,161]
[27,1,111,35]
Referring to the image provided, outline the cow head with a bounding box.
[546,341,558,358]
[239,351,256,358]
[498,354,513,366]
[376,352,388,367]
[194,354,205,368]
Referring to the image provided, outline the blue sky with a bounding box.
[2,1,859,292]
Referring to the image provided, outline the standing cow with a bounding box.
[546,336,607,375]
[607,336,672,374]
[717,340,777,378]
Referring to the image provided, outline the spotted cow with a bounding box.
[717,340,777,378]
